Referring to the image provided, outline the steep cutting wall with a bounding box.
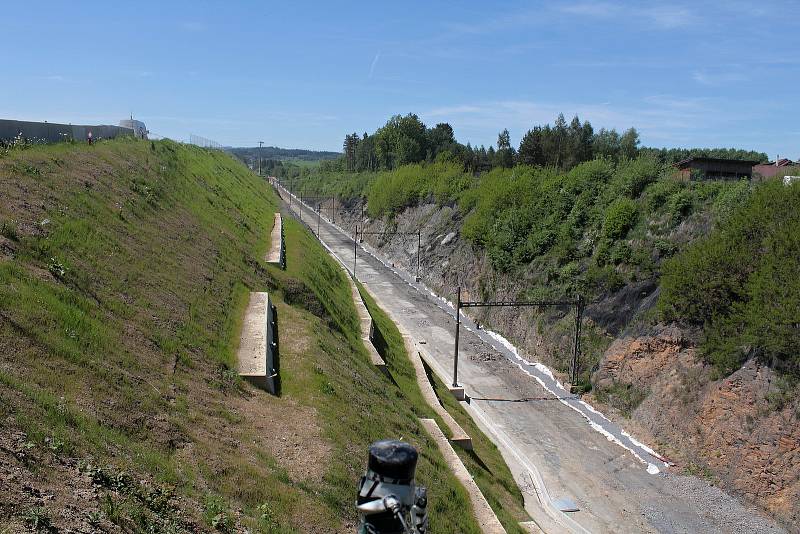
[331,199,799,530]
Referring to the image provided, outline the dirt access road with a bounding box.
[277,185,784,534]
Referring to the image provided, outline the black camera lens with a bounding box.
[368,440,418,481]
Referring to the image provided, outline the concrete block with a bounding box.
[238,292,280,395]
[419,418,505,534]
[345,276,386,370]
[518,521,545,533]
[265,213,284,268]
[449,385,466,401]
[400,336,471,449]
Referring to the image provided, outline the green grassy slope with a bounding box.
[0,138,483,532]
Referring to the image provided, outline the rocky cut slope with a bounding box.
[319,161,800,530]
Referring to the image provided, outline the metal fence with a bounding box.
[188,134,223,149]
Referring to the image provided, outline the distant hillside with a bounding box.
[228,145,340,165]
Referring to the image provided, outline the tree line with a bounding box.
[328,112,768,174]
[330,112,642,174]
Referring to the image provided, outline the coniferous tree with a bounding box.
[620,127,640,160]
[518,127,545,166]
[495,129,515,168]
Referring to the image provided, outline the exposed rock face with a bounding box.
[595,325,800,528]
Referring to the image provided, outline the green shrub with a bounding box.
[712,180,751,223]
[667,190,693,223]
[611,156,662,198]
[24,507,53,532]
[644,179,682,212]
[594,382,648,417]
[365,161,471,217]
[203,495,233,532]
[1,219,18,241]
[659,180,800,377]
[654,239,677,257]
[609,242,631,265]
[585,264,625,293]
[603,198,638,239]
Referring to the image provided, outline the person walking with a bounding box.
[87,131,93,145]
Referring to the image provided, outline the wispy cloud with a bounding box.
[692,69,749,86]
[180,21,206,32]
[368,52,381,79]
[440,9,542,37]
[642,94,714,110]
[559,2,618,17]
[642,5,692,28]
[558,2,694,29]
[427,105,487,116]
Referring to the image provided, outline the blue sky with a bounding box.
[1,1,798,157]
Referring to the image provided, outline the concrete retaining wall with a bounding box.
[237,292,280,395]
[265,213,285,268]
[0,119,134,144]
[347,278,387,371]
[358,283,472,449]
[420,419,506,534]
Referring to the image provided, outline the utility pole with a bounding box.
[353,226,358,281]
[570,295,585,390]
[258,141,264,176]
[317,203,321,237]
[453,286,461,387]
[416,230,421,282]
[332,196,336,224]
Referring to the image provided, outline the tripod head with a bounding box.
[356,440,428,534]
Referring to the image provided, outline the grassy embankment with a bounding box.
[0,138,487,532]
